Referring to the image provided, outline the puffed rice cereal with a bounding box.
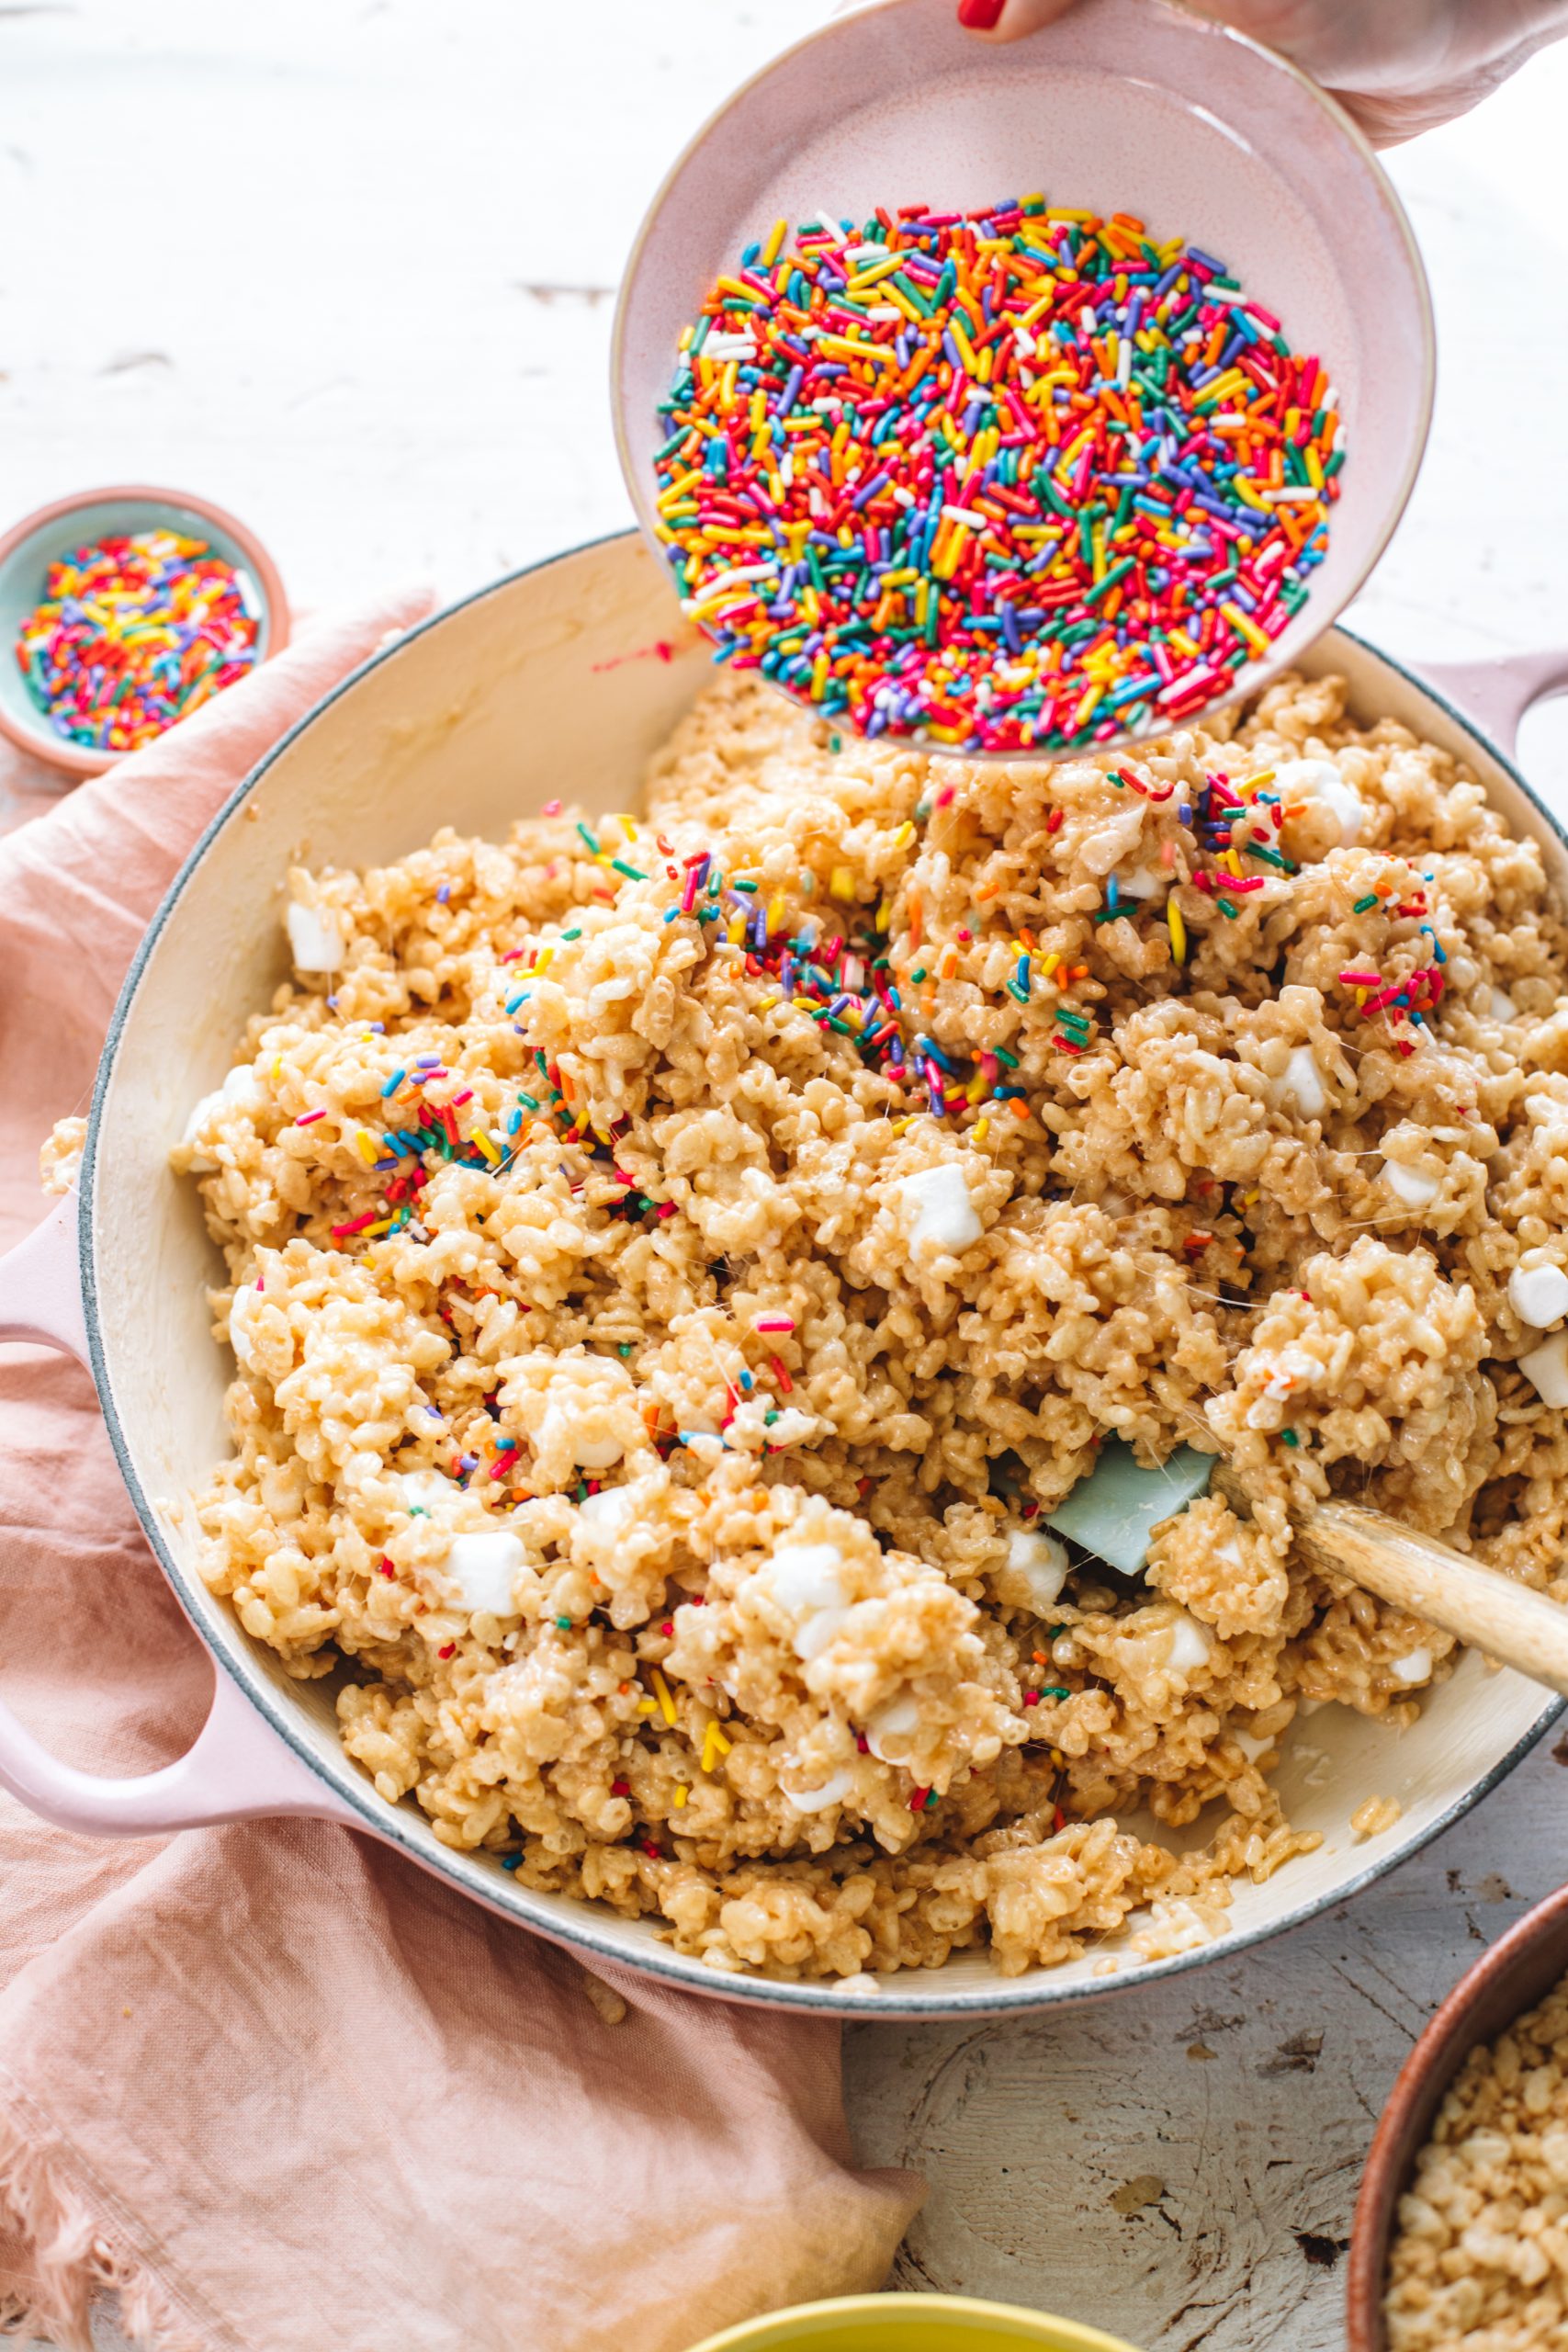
[132,667,1568,1980]
[1386,1966,1568,2349]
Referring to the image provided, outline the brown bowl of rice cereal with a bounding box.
[14,530,1568,2016]
[1348,1883,1568,2350]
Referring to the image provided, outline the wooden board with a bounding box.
[847,1733,1568,2349]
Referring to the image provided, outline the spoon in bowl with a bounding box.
[1048,1439,1568,1702]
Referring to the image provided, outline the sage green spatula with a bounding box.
[1051,1438,1568,1701]
[1046,1441,1214,1577]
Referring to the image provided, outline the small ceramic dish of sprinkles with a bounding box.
[0,484,288,781]
[613,0,1433,759]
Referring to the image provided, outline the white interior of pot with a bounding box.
[85,529,1561,2016]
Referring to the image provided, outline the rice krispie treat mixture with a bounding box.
[159,667,1568,1981]
[1386,1968,1568,2349]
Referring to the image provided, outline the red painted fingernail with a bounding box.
[958,0,1006,24]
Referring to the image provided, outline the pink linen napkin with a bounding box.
[0,597,921,2352]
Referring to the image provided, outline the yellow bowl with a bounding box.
[684,2292,1142,2352]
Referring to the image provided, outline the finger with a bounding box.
[1322,81,1481,145]
[956,0,1082,40]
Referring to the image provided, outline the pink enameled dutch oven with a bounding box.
[3,530,1568,2019]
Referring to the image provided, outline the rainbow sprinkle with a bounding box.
[15,529,261,752]
[654,198,1341,754]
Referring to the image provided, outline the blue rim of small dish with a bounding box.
[0,483,288,775]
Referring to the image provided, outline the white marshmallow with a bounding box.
[1006,1529,1069,1613]
[182,1063,264,1168]
[530,1387,630,1475]
[865,1693,922,1764]
[1382,1159,1440,1209]
[571,1432,625,1471]
[1275,757,1364,845]
[1520,1329,1568,1408]
[228,1283,264,1370]
[766,1543,852,1661]
[578,1485,636,1531]
[285,901,344,972]
[1077,799,1147,877]
[1262,1345,1319,1399]
[1510,1263,1568,1330]
[895,1163,983,1257]
[1278,1045,1326,1122]
[1165,1613,1213,1674]
[768,1544,847,1613]
[795,1609,852,1662]
[1243,1344,1319,1427]
[400,1468,461,1513]
[445,1531,524,1616]
[784,1768,855,1814]
[1390,1647,1432,1686]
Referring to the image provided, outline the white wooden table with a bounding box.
[5,6,1568,2345]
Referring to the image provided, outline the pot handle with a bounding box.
[0,1194,358,1836]
[1421,645,1568,760]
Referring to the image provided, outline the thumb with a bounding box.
[956,0,1082,36]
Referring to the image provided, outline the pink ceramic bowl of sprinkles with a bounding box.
[612,0,1434,760]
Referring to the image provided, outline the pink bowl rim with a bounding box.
[0,481,291,781]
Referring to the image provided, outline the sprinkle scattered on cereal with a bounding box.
[147,664,1568,1981]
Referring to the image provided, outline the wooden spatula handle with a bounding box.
[1295,1498,1568,1702]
